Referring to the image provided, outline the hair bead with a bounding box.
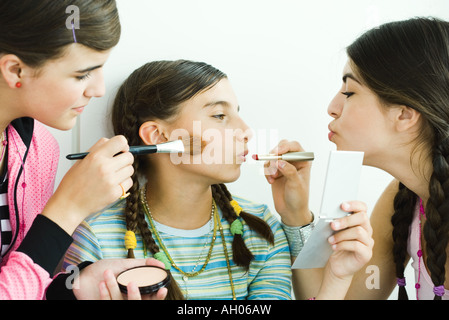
[153,252,171,271]
[124,230,137,250]
[230,219,243,236]
[230,200,242,216]
[396,277,406,287]
[433,285,445,297]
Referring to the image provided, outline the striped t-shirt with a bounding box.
[63,195,292,300]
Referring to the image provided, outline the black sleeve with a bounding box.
[45,261,93,300]
[17,214,73,277]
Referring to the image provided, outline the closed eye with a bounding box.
[341,91,354,98]
[76,72,92,81]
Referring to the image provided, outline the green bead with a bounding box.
[230,219,243,236]
[154,251,171,270]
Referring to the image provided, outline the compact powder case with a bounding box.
[117,266,170,295]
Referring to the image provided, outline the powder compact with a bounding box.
[117,266,170,295]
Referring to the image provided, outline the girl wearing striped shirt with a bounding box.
[64,60,373,300]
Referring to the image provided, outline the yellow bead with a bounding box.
[124,230,137,250]
[230,200,242,216]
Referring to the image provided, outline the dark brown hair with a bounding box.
[347,17,449,300]
[0,0,120,68]
[111,60,274,300]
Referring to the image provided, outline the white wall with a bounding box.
[47,0,449,300]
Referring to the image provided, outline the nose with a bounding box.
[327,91,343,119]
[84,69,105,98]
[235,117,253,143]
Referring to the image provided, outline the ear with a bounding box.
[139,121,169,145]
[0,54,24,89]
[394,105,421,132]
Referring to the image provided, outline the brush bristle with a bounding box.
[181,136,206,155]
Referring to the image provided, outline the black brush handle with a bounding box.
[66,145,158,160]
[128,145,158,155]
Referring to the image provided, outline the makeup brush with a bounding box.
[252,151,314,162]
[66,136,205,160]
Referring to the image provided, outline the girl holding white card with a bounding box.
[268,17,449,300]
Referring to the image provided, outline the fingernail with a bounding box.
[341,202,350,211]
[104,269,115,280]
[332,221,340,230]
[277,160,286,169]
[328,236,335,244]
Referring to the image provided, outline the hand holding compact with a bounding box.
[326,201,374,280]
[314,201,374,299]
[73,258,168,300]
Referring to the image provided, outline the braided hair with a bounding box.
[111,60,274,299]
[347,17,449,300]
[212,184,274,269]
[391,183,416,300]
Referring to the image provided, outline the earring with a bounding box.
[15,82,22,88]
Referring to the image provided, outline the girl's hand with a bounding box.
[327,201,374,280]
[73,258,168,300]
[43,135,134,234]
[261,140,313,226]
[315,201,373,299]
[99,269,168,300]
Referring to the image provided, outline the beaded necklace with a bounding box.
[140,187,236,299]
[416,198,425,300]
[217,212,236,300]
[416,198,445,299]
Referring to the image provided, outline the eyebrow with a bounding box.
[204,100,240,112]
[75,64,103,73]
[342,73,361,84]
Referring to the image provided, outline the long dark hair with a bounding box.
[347,17,449,300]
[0,0,120,67]
[111,60,274,300]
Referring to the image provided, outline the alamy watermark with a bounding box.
[365,265,380,290]
[65,264,80,290]
[65,5,80,30]
[164,121,281,177]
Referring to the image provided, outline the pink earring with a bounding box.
[15,82,22,88]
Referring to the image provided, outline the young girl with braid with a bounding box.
[64,59,373,300]
[64,59,291,300]
[274,17,449,300]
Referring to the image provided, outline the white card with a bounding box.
[292,150,364,269]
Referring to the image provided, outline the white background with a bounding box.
[47,0,449,299]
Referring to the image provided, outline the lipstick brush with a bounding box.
[252,151,314,161]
